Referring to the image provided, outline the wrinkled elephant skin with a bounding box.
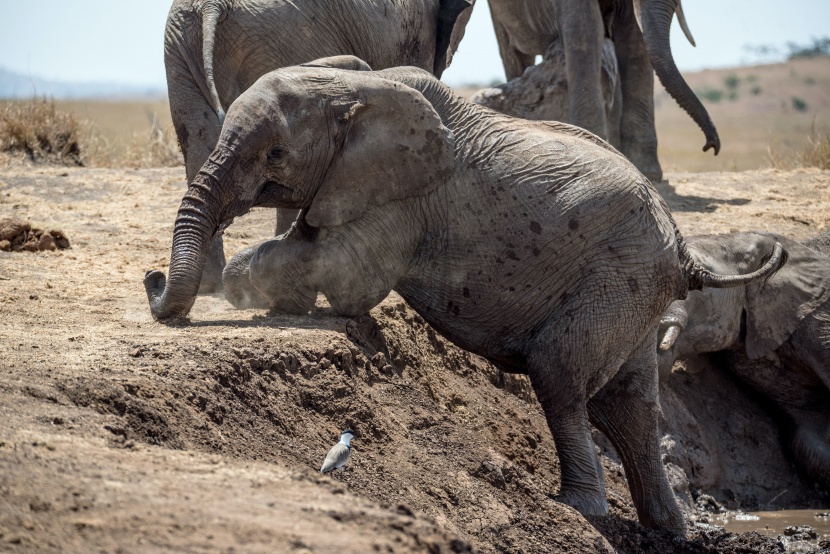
[145,62,787,534]
[164,0,474,292]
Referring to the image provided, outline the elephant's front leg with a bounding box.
[238,239,322,315]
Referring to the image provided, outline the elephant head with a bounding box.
[657,232,830,376]
[145,59,455,320]
[633,0,720,154]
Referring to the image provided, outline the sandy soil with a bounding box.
[1,161,828,553]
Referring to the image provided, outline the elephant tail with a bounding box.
[201,0,226,124]
[676,228,788,291]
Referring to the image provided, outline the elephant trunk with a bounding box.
[634,0,720,154]
[145,173,223,321]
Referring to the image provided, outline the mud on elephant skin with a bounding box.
[164,0,474,293]
[145,59,790,534]
[484,0,719,183]
[658,230,830,489]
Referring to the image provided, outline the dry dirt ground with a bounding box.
[0,161,828,553]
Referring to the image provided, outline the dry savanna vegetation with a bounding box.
[2,56,830,172]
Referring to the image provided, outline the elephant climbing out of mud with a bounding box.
[483,0,720,182]
[657,230,830,487]
[144,59,787,533]
[164,0,474,293]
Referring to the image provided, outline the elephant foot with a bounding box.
[638,499,687,535]
[621,142,662,183]
[555,488,609,517]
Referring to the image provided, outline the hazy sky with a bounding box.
[1,0,828,88]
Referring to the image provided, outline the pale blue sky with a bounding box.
[1,0,828,88]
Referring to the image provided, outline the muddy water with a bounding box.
[720,510,830,547]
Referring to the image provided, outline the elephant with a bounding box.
[144,58,787,533]
[484,0,720,182]
[164,0,474,293]
[657,230,830,487]
[472,37,622,147]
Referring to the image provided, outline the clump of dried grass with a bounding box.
[798,129,830,170]
[122,113,183,168]
[0,97,97,166]
[768,123,830,170]
[0,98,184,168]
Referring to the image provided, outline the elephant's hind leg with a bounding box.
[527,349,608,516]
[588,330,685,534]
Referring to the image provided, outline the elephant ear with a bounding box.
[305,74,455,228]
[743,233,830,359]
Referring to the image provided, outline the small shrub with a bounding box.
[751,85,762,96]
[792,97,808,112]
[0,97,90,165]
[727,91,739,102]
[724,74,740,91]
[696,87,724,103]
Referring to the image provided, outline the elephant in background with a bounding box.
[472,37,622,146]
[484,0,720,182]
[164,0,474,292]
[657,230,830,487]
[144,59,786,533]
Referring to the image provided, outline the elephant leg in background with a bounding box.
[167,64,225,294]
[614,6,662,182]
[551,0,607,138]
[588,330,685,533]
[492,18,537,81]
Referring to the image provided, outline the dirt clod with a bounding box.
[0,218,70,252]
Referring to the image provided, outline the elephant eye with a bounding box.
[267,145,287,164]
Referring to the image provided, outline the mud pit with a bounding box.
[0,162,829,553]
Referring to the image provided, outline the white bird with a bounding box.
[320,429,355,476]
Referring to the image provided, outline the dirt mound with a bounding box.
[0,218,70,252]
[1,166,828,553]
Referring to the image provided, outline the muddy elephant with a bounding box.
[485,0,719,182]
[144,59,786,533]
[164,0,474,292]
[658,231,830,487]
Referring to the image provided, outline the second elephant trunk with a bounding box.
[634,0,720,154]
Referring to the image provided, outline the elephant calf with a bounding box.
[658,230,830,487]
[145,59,787,533]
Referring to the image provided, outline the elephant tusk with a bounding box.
[675,1,696,47]
[659,325,681,351]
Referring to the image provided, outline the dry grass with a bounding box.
[0,97,91,165]
[0,97,182,168]
[798,129,830,169]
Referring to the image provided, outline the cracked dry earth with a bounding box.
[0,162,828,553]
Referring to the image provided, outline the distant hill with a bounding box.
[0,67,166,100]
